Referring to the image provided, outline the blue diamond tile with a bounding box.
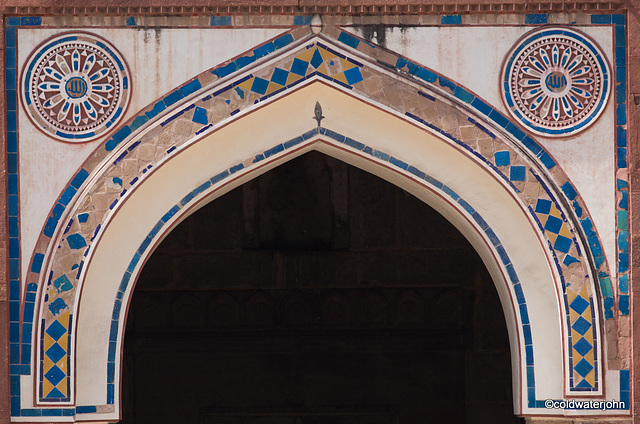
[535,198,552,215]
[494,151,510,166]
[574,358,594,378]
[290,58,308,76]
[271,68,289,86]
[344,67,363,85]
[510,165,526,181]
[575,378,594,388]
[544,215,563,234]
[45,320,67,341]
[554,235,572,253]
[44,365,65,386]
[66,233,87,250]
[570,296,590,315]
[45,342,66,364]
[45,387,65,399]
[573,337,593,357]
[572,316,592,336]
[250,77,269,95]
[310,48,324,69]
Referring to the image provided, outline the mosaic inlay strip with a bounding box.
[21,32,131,142]
[5,16,624,416]
[502,27,610,137]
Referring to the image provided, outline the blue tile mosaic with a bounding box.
[509,166,525,181]
[293,15,312,25]
[441,15,462,25]
[591,14,612,24]
[210,15,232,26]
[338,31,360,49]
[525,14,548,24]
[574,358,594,377]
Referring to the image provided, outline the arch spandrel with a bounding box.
[18,26,622,420]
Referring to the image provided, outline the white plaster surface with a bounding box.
[350,25,617,280]
[17,27,288,283]
[18,25,618,289]
[78,82,564,416]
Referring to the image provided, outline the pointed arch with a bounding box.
[16,29,618,420]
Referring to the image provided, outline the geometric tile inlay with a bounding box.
[45,342,66,364]
[44,365,65,387]
[45,319,66,341]
[41,311,69,400]
[570,295,590,315]
[568,286,596,390]
[572,316,593,336]
[574,358,595,378]
[573,337,593,357]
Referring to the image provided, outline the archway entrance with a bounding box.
[121,151,521,424]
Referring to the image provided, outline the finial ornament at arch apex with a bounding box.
[501,27,610,137]
[21,32,131,143]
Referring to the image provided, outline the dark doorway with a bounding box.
[122,152,521,424]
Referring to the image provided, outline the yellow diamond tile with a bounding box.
[265,82,284,95]
[57,354,67,370]
[536,213,548,228]
[559,223,572,239]
[44,333,55,351]
[316,63,328,76]
[581,321,594,344]
[43,355,54,373]
[55,378,67,397]
[571,329,582,346]
[58,331,68,351]
[549,204,562,219]
[340,57,357,71]
[286,73,303,85]
[569,308,580,325]
[237,79,253,91]
[296,48,316,62]
[579,286,590,300]
[566,288,577,302]
[572,347,581,363]
[584,369,596,386]
[59,310,70,329]
[319,47,337,62]
[583,348,594,364]
[43,379,54,397]
[332,72,349,85]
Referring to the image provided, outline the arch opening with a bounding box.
[73,81,565,419]
[121,151,522,424]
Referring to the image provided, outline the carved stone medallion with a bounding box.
[22,32,130,142]
[502,27,610,137]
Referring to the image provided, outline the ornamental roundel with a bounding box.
[501,27,610,137]
[21,32,130,142]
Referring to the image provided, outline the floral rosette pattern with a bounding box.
[502,28,610,137]
[22,32,130,142]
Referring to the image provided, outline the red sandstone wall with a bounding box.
[628,0,640,421]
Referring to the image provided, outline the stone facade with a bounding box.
[1,1,639,423]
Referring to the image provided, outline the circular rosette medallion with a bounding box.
[21,32,130,142]
[501,27,610,137]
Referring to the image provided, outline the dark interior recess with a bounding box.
[122,151,522,424]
